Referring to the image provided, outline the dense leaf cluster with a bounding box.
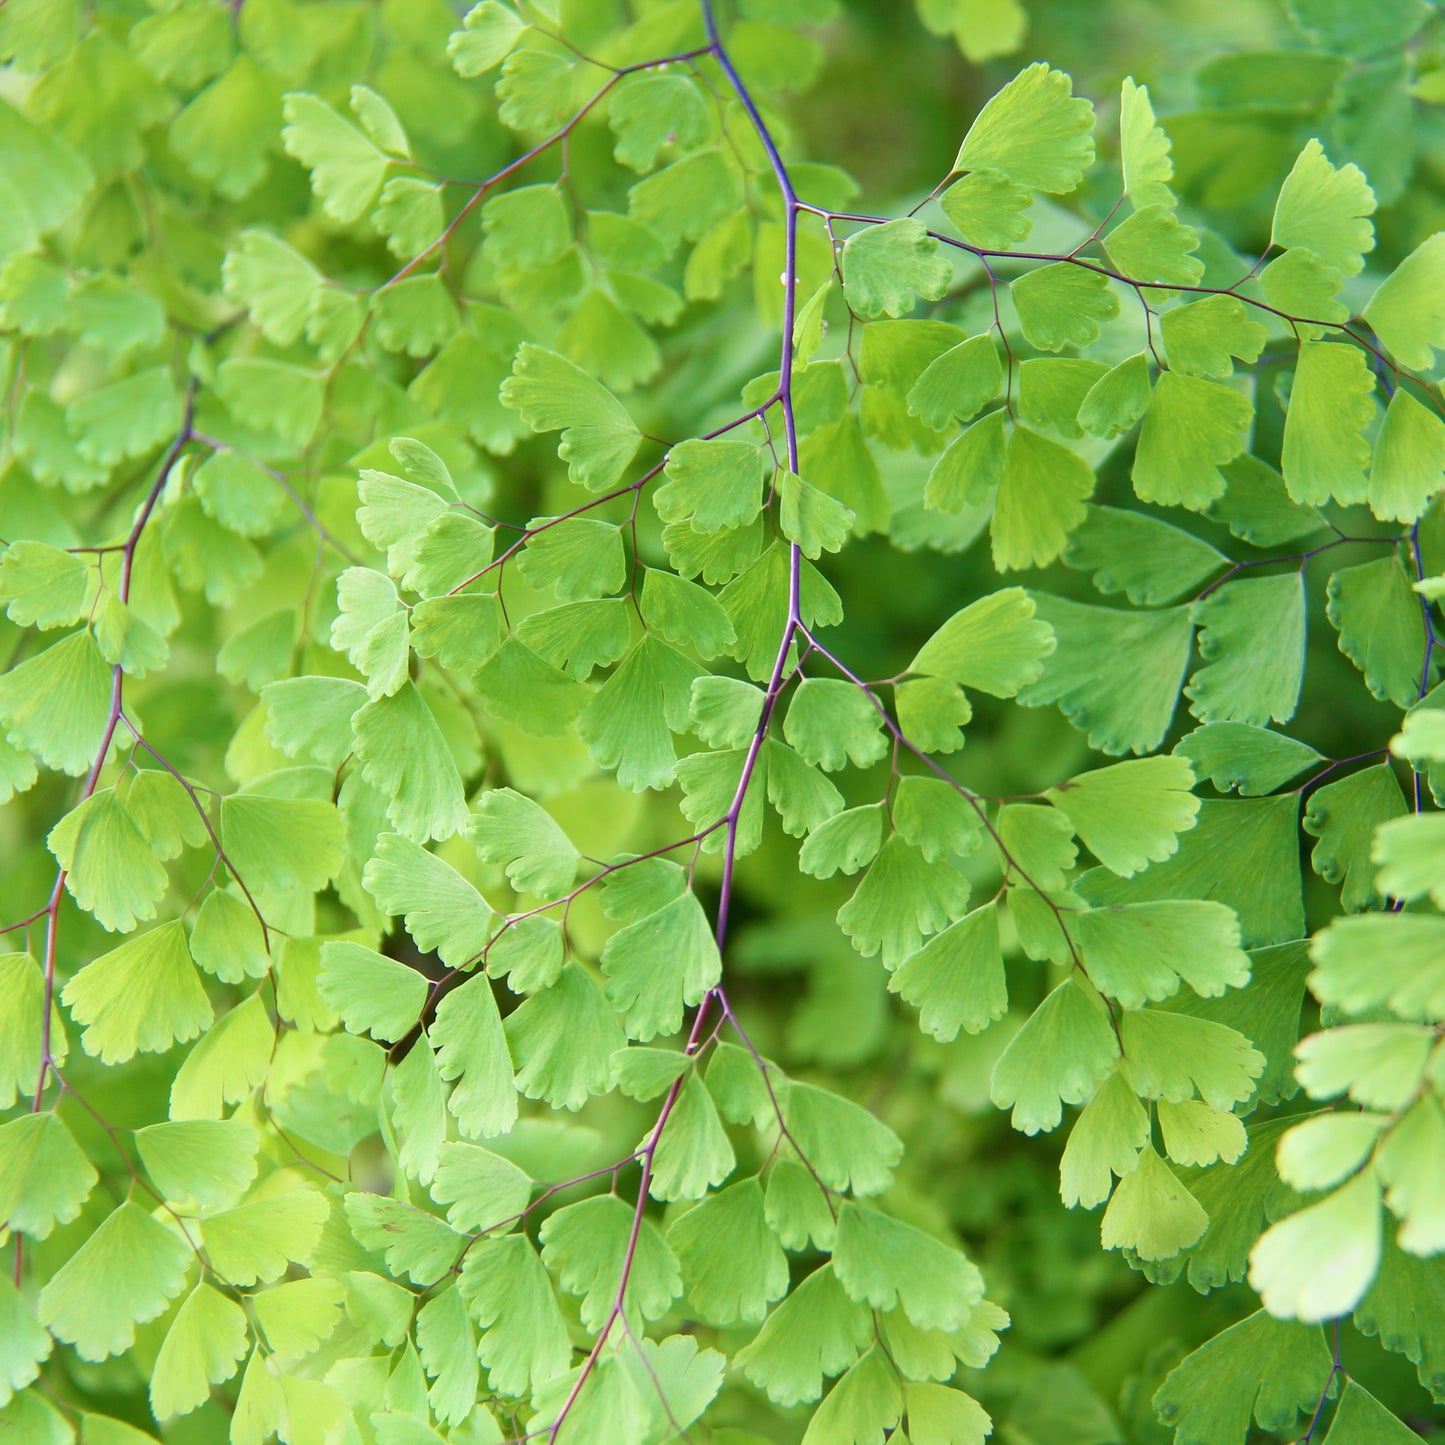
[1,0,1445,1442]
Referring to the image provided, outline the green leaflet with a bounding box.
[1187,573,1307,728]
[1018,595,1194,755]
[1326,555,1428,708]
[1119,77,1175,210]
[1364,232,1445,371]
[840,220,952,318]
[1369,385,1445,523]
[1281,340,1376,506]
[1079,796,1306,946]
[4,8,1443,1441]
[1011,264,1118,352]
[990,425,1095,570]
[1271,138,1376,277]
[991,976,1120,1134]
[1132,371,1252,510]
[954,62,1096,192]
[500,345,640,491]
[38,1202,192,1361]
[1063,506,1225,605]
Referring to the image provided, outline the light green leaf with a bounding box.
[168,994,273,1121]
[955,63,1095,192]
[1132,371,1252,510]
[1076,900,1249,1007]
[1364,232,1445,371]
[0,629,111,775]
[578,634,700,791]
[1019,595,1194,756]
[1046,755,1199,876]
[222,230,320,346]
[907,336,1003,430]
[895,677,972,754]
[345,1193,462,1286]
[47,789,168,934]
[149,1283,248,1420]
[281,92,388,223]
[1064,505,1225,605]
[317,941,425,1042]
[540,1194,680,1330]
[352,683,469,844]
[457,1235,571,1397]
[991,976,1120,1134]
[448,2,525,77]
[1160,294,1267,378]
[1102,203,1203,285]
[991,425,1094,570]
[1077,353,1153,438]
[364,833,495,968]
[785,678,889,772]
[1058,1070,1149,1208]
[1310,912,1445,1022]
[841,219,952,319]
[1121,1008,1264,1108]
[1119,77,1174,209]
[135,1120,257,1211]
[505,963,624,1111]
[1281,341,1376,506]
[248,1278,344,1363]
[1369,386,1445,524]
[1250,1167,1382,1322]
[1174,722,1322,796]
[655,439,766,534]
[373,177,444,260]
[500,344,639,492]
[910,585,1055,696]
[937,168,1033,249]
[221,778,343,895]
[638,568,736,659]
[0,540,89,630]
[1010,264,1118,352]
[799,805,886,880]
[0,1272,51,1408]
[783,1081,902,1197]
[1272,138,1376,276]
[648,1072,735,1202]
[924,408,1006,514]
[480,184,571,271]
[0,1112,97,1240]
[780,469,855,559]
[38,1202,191,1361]
[600,886,720,1042]
[61,921,210,1065]
[1100,1143,1208,1260]
[889,904,1005,1040]
[1327,555,1427,709]
[801,1348,903,1444]
[669,1178,788,1325]
[833,1204,982,1330]
[1187,573,1306,727]
[609,72,710,171]
[468,788,577,897]
[1157,1098,1247,1168]
[838,835,970,966]
[202,1189,328,1289]
[735,1265,871,1407]
[430,1142,531,1233]
[1304,764,1406,911]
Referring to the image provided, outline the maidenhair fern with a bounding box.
[1,1,1444,1442]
